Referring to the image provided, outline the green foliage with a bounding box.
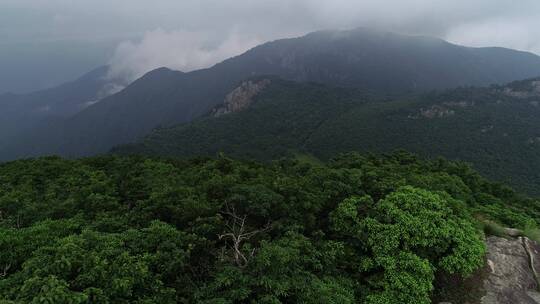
[523,223,540,242]
[481,220,507,238]
[115,78,540,196]
[330,187,485,303]
[0,152,534,302]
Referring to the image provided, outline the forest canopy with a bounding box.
[0,152,538,303]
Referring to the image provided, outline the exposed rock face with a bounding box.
[527,137,540,145]
[408,105,455,119]
[443,101,475,108]
[502,80,540,99]
[481,236,540,304]
[504,228,524,237]
[213,79,271,117]
[409,101,477,120]
[481,125,494,133]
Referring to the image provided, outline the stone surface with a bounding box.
[481,236,540,304]
[408,105,455,119]
[213,79,271,117]
[502,80,540,98]
[504,228,523,237]
[524,238,540,285]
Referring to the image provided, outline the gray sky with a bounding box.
[2,0,540,93]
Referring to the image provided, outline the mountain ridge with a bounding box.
[114,76,540,196]
[3,28,540,160]
[0,66,125,148]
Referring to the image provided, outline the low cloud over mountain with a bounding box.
[2,0,540,92]
[106,29,262,83]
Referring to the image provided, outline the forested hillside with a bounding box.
[115,77,540,196]
[5,28,540,160]
[1,153,539,303]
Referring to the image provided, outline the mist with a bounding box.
[2,0,540,92]
[106,29,263,83]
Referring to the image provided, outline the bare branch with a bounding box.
[218,206,272,268]
[0,263,11,277]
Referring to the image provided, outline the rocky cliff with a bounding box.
[481,236,540,303]
[437,233,540,304]
[212,79,271,117]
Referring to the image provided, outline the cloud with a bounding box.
[106,28,263,83]
[446,17,540,54]
[3,0,540,47]
[101,1,540,84]
[3,0,540,92]
[97,83,126,99]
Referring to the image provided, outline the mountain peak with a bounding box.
[4,29,540,160]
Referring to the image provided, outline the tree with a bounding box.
[330,186,485,304]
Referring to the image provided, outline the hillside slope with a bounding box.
[4,28,540,159]
[0,66,123,148]
[115,77,540,195]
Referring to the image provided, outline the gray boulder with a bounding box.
[482,236,540,304]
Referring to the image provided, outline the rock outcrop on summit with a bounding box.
[482,236,540,304]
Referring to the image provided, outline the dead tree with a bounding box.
[1,263,11,277]
[218,204,270,268]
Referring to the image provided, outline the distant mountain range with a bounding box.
[114,76,540,196]
[2,28,540,160]
[0,66,124,149]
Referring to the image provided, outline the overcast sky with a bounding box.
[2,0,540,93]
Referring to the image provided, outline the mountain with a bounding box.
[114,77,540,196]
[0,66,124,148]
[3,28,540,160]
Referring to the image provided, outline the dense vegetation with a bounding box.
[116,77,540,196]
[1,152,539,303]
